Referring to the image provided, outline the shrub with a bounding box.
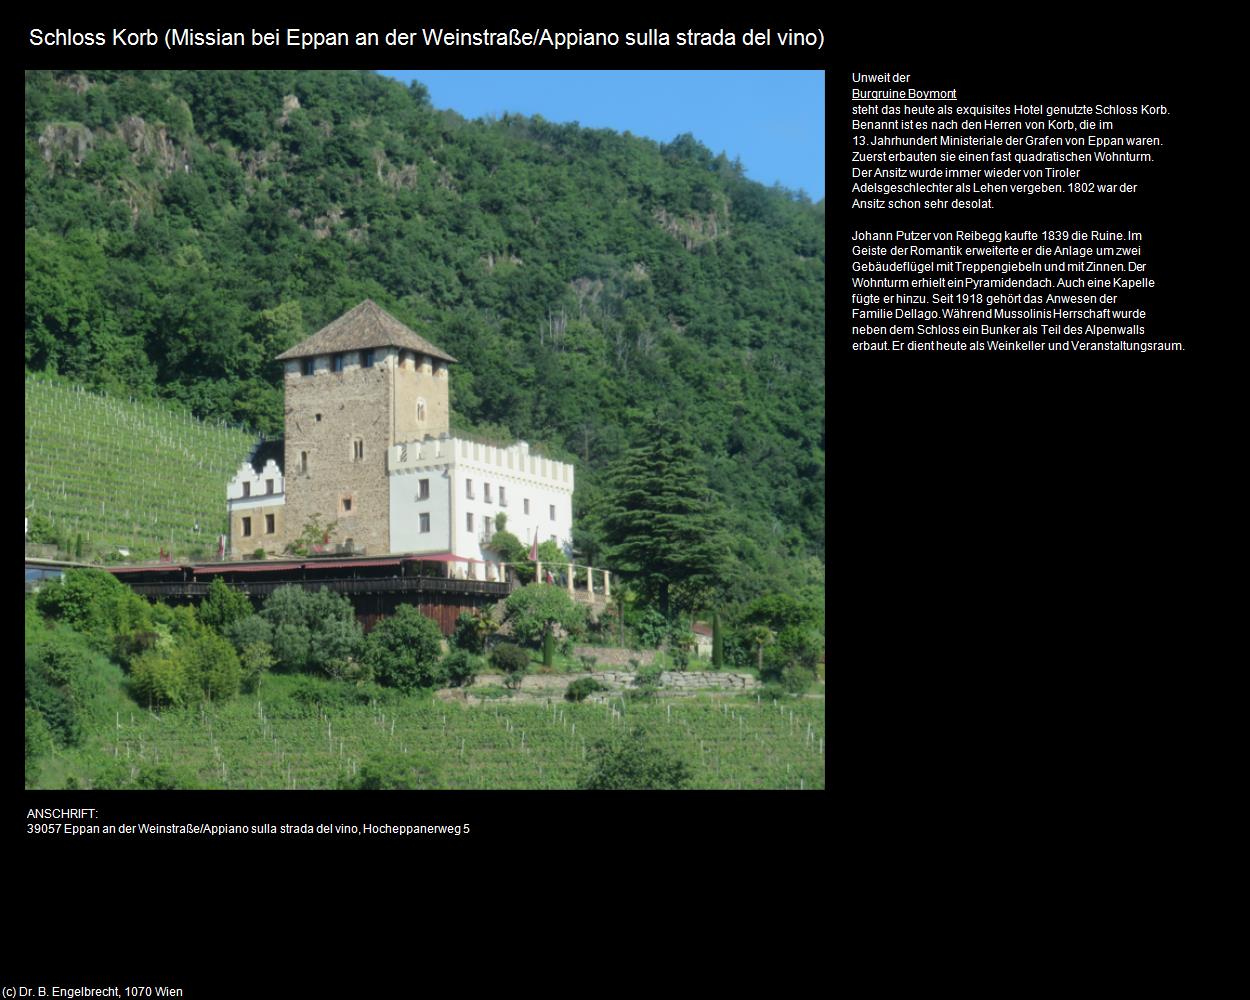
[112,629,161,665]
[37,633,94,686]
[132,763,201,789]
[25,707,54,786]
[781,666,816,695]
[634,663,664,689]
[25,659,82,747]
[758,682,788,702]
[251,548,267,560]
[443,649,479,688]
[490,643,530,676]
[452,612,481,653]
[364,605,446,692]
[579,726,690,789]
[627,606,669,649]
[452,609,497,654]
[565,677,607,702]
[344,750,440,790]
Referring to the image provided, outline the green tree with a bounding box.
[239,641,275,693]
[35,568,152,655]
[503,582,586,648]
[600,416,728,618]
[182,630,242,700]
[198,577,253,634]
[746,624,775,673]
[130,647,192,707]
[364,604,445,692]
[259,585,362,675]
[579,726,690,789]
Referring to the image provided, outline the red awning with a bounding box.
[296,557,405,571]
[107,564,193,575]
[194,562,305,574]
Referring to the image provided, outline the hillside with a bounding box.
[25,70,824,604]
[24,377,256,560]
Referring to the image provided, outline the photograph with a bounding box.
[24,66,827,793]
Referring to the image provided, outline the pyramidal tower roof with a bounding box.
[274,300,458,363]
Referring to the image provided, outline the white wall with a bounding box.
[387,437,574,573]
[389,465,451,554]
[226,459,285,505]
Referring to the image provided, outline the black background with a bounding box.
[19,14,1210,985]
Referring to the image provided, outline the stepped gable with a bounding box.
[275,299,458,364]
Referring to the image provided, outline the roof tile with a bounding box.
[274,300,458,363]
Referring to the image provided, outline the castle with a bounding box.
[225,300,574,579]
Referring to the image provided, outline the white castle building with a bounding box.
[388,436,572,580]
[226,300,574,579]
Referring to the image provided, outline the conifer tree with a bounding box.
[600,416,727,618]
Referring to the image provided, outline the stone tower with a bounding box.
[274,300,457,555]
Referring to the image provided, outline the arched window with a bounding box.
[416,398,426,422]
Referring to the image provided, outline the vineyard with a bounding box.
[24,378,258,559]
[56,677,825,791]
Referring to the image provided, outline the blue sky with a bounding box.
[378,70,824,201]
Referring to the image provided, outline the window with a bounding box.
[266,479,274,495]
[418,478,429,500]
[300,452,309,475]
[524,499,530,515]
[362,349,374,368]
[333,354,344,373]
[266,514,275,534]
[302,357,315,376]
[242,517,252,537]
[416,399,426,422]
[315,413,322,423]
[484,483,492,504]
[353,439,364,462]
[419,513,430,533]
[499,486,507,507]
[466,512,474,532]
[550,535,557,544]
[550,505,557,521]
[466,479,474,499]
[342,497,352,513]
[484,517,493,539]
[242,482,250,498]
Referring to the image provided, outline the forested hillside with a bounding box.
[25,70,824,606]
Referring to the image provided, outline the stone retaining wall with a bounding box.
[460,670,757,702]
[570,646,658,667]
